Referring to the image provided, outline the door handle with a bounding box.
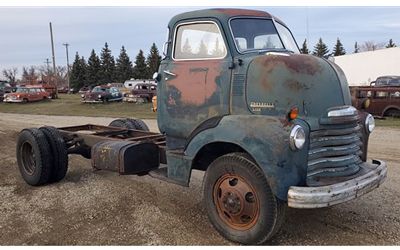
[163,70,176,76]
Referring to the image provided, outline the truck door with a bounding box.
[157,21,232,141]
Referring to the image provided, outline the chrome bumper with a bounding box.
[3,99,23,103]
[288,159,387,208]
[81,99,102,103]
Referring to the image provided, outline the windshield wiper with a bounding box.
[257,48,295,54]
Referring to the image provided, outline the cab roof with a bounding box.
[168,8,286,28]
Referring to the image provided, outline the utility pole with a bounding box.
[49,22,58,94]
[62,43,70,93]
[44,58,51,84]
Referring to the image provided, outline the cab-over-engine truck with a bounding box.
[16,9,387,245]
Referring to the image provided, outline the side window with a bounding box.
[375,91,388,99]
[174,22,227,60]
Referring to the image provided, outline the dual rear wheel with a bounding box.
[16,126,68,186]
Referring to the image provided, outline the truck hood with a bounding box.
[246,53,351,125]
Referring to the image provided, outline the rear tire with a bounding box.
[16,128,53,186]
[203,152,285,245]
[39,126,69,182]
[384,109,400,118]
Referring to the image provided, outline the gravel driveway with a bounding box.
[0,113,399,245]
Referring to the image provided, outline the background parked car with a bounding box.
[350,86,400,117]
[0,89,4,102]
[3,87,50,103]
[370,76,400,87]
[26,84,57,99]
[123,83,157,103]
[79,86,92,94]
[58,86,69,94]
[81,85,123,103]
[0,81,12,93]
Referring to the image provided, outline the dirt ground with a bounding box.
[0,112,399,245]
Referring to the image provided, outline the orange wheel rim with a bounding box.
[213,174,260,231]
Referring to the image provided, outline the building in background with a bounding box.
[334,47,400,86]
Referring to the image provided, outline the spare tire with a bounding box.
[108,118,149,131]
[125,118,150,131]
[108,119,128,128]
[16,128,53,186]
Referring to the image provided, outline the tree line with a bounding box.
[69,42,161,90]
[300,38,397,57]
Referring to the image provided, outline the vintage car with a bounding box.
[370,76,400,87]
[79,86,92,94]
[350,85,400,117]
[3,87,50,103]
[123,83,157,103]
[0,89,4,102]
[0,81,12,93]
[27,84,58,99]
[81,85,123,103]
[58,86,69,94]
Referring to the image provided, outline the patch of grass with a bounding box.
[0,94,156,119]
[375,117,400,128]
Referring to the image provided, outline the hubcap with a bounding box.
[213,174,260,230]
[21,142,36,175]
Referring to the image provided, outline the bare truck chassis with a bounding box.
[59,122,171,179]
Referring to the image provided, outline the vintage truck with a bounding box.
[16,8,387,245]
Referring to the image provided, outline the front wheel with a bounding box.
[203,153,285,245]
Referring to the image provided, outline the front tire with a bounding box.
[203,153,285,245]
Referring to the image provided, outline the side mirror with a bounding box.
[152,72,160,82]
[370,81,376,86]
[162,41,170,58]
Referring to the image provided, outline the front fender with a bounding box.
[185,115,309,200]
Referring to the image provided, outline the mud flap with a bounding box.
[91,141,160,174]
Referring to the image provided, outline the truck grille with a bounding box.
[307,116,363,186]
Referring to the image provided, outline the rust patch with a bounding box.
[167,60,221,106]
[285,79,310,92]
[213,8,271,18]
[279,117,292,128]
[256,54,322,75]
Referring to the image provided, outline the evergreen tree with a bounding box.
[116,46,133,82]
[70,52,87,89]
[182,38,193,57]
[313,38,329,58]
[354,42,359,53]
[133,50,147,79]
[198,40,209,56]
[332,38,346,56]
[146,43,162,79]
[212,38,224,57]
[100,42,116,84]
[86,49,101,86]
[300,39,309,54]
[386,39,396,48]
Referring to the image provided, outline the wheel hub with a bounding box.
[222,192,241,214]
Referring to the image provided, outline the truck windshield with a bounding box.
[230,18,299,54]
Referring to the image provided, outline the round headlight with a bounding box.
[98,94,102,99]
[81,94,85,98]
[290,125,306,150]
[365,114,375,133]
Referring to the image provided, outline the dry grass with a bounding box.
[0,94,156,119]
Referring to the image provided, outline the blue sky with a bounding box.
[0,6,399,77]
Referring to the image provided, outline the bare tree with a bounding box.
[21,66,39,84]
[359,41,385,52]
[2,68,18,83]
